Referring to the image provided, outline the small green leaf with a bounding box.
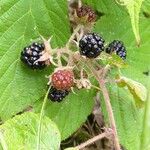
[116,76,147,106]
[98,52,128,68]
[0,112,61,150]
[109,54,128,68]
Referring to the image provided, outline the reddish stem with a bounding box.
[99,80,120,150]
[75,132,111,150]
[87,61,121,150]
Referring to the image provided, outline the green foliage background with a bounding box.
[0,0,149,150]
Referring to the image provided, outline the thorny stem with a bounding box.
[86,61,121,150]
[102,64,111,79]
[51,48,71,55]
[99,81,120,150]
[37,87,51,150]
[57,51,62,67]
[66,24,83,49]
[75,132,111,150]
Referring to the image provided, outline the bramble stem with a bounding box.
[87,61,121,150]
[75,132,111,149]
[66,25,83,49]
[99,80,120,150]
[37,87,51,150]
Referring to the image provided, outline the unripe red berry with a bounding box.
[51,70,74,90]
[76,5,96,23]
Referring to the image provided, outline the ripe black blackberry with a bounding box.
[106,40,127,60]
[48,86,69,102]
[20,42,47,69]
[79,33,105,58]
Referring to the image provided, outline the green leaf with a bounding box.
[37,86,51,150]
[116,76,147,107]
[100,86,144,150]
[142,0,150,17]
[33,89,95,140]
[109,54,128,68]
[94,16,150,84]
[0,0,70,120]
[119,0,144,46]
[140,76,150,150]
[83,0,127,15]
[94,4,150,150]
[0,112,61,150]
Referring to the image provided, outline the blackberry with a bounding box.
[76,5,96,23]
[20,42,46,69]
[106,40,127,60]
[79,33,105,58]
[48,86,69,102]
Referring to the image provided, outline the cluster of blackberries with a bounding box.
[48,69,74,102]
[20,36,127,102]
[20,35,127,102]
[79,33,127,59]
[20,43,74,102]
[75,5,127,59]
[20,5,127,103]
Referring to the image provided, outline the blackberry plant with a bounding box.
[0,1,148,150]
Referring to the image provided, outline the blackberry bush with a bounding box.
[2,1,146,150]
[79,33,105,58]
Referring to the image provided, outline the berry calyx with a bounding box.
[76,5,96,23]
[75,78,92,89]
[79,33,105,58]
[48,86,69,102]
[20,42,50,69]
[106,40,127,60]
[51,69,74,90]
